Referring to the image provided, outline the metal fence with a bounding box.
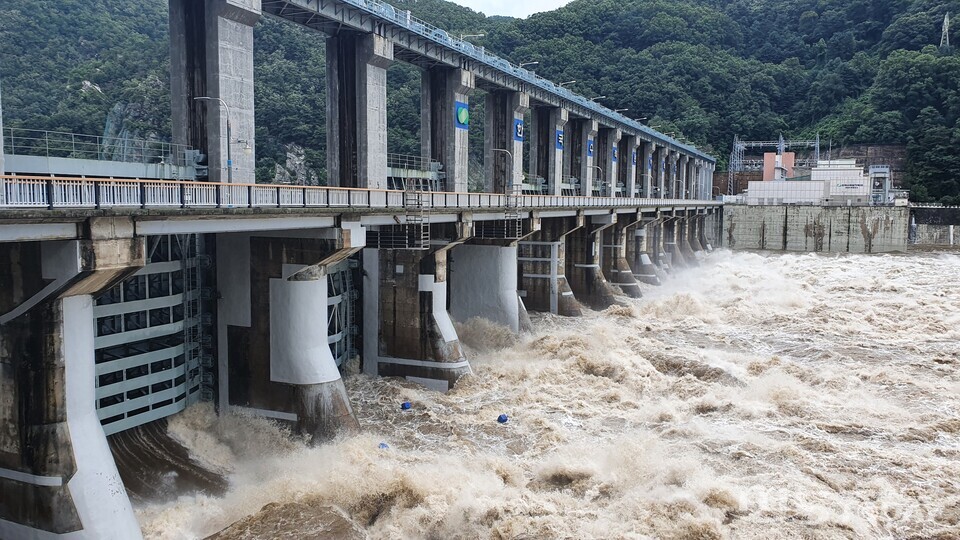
[2,128,194,167]
[0,175,718,211]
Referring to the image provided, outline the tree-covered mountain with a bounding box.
[1,0,958,202]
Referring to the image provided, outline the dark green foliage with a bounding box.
[2,0,959,201]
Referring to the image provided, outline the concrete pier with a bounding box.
[600,212,643,297]
[598,128,621,196]
[362,242,470,392]
[627,219,663,285]
[169,0,259,183]
[529,107,568,195]
[0,219,144,539]
[422,68,475,192]
[566,214,620,310]
[484,91,529,194]
[327,33,394,189]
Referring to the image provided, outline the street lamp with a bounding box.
[589,164,605,196]
[589,95,607,102]
[460,33,485,40]
[194,96,234,184]
[614,108,629,113]
[558,80,577,88]
[492,148,517,193]
[634,117,648,122]
[519,61,539,69]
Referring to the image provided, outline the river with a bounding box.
[137,250,960,539]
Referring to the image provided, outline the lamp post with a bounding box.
[519,61,539,69]
[614,108,629,113]
[460,33,485,40]
[558,80,577,88]
[589,164,604,196]
[492,148,516,193]
[589,95,607,102]
[194,96,233,184]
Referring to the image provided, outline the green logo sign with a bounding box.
[455,101,470,129]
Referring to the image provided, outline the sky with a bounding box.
[449,0,572,18]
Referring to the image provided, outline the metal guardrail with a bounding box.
[2,128,195,168]
[328,0,713,163]
[0,175,719,211]
[387,153,441,172]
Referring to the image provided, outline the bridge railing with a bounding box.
[0,175,718,211]
[2,128,195,167]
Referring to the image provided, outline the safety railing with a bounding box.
[335,0,713,162]
[0,175,719,211]
[387,153,441,172]
[2,128,195,167]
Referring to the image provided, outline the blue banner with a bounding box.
[588,140,595,157]
[513,119,524,142]
[556,130,564,150]
[632,150,638,165]
[612,147,618,163]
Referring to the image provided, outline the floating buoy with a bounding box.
[378,442,390,450]
[401,401,412,410]
[497,414,509,424]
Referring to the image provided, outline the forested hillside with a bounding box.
[1,0,958,202]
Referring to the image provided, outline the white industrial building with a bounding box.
[745,160,904,206]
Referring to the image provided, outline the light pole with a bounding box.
[558,80,577,88]
[614,108,629,113]
[519,61,539,69]
[589,164,604,196]
[460,33,485,40]
[492,148,516,193]
[589,95,607,102]
[194,96,233,184]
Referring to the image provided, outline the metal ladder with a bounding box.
[405,181,430,250]
[504,183,522,239]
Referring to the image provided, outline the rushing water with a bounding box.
[138,250,960,539]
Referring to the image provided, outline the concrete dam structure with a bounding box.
[0,0,724,537]
[722,205,910,253]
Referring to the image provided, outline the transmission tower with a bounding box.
[943,13,951,50]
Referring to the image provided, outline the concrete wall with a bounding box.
[724,205,909,253]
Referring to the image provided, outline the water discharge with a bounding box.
[138,250,960,539]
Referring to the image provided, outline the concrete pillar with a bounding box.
[601,214,642,297]
[626,218,662,285]
[530,107,568,195]
[450,244,519,333]
[579,120,599,196]
[656,147,667,198]
[597,128,621,197]
[567,214,620,309]
[678,216,699,265]
[484,91,529,194]
[681,155,691,199]
[422,68,475,192]
[327,33,394,189]
[0,221,145,539]
[621,136,640,198]
[661,216,685,270]
[640,142,654,198]
[362,247,470,392]
[0,79,5,175]
[689,214,705,257]
[169,0,259,183]
[217,228,363,442]
[518,217,582,316]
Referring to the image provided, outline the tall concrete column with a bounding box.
[601,213,642,297]
[327,33,394,189]
[0,79,5,175]
[567,213,620,309]
[422,68,475,192]
[484,91,529,194]
[363,245,471,392]
[689,214,705,256]
[621,136,640,198]
[678,216,699,265]
[679,155,690,199]
[169,0,260,183]
[598,128,621,196]
[657,147,667,198]
[518,216,582,316]
[641,142,654,198]
[450,244,520,333]
[0,220,145,539]
[530,107,568,195]
[578,120,599,196]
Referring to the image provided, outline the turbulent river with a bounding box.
[138,250,960,539]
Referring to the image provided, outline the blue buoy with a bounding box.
[401,401,412,410]
[497,414,509,424]
[378,442,390,450]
